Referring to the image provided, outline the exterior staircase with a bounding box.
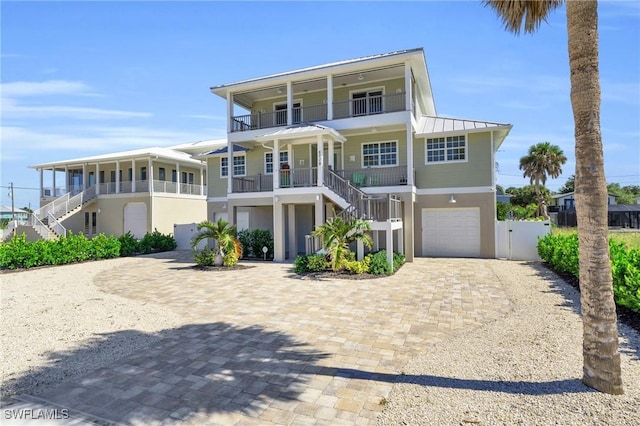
[24,186,98,240]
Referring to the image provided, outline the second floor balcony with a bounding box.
[231,92,406,133]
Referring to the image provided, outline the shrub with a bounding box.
[223,251,239,267]
[538,233,640,312]
[88,233,121,260]
[293,254,309,273]
[344,256,370,274]
[368,251,392,275]
[306,254,330,272]
[237,229,252,257]
[251,229,274,259]
[118,232,139,257]
[194,247,216,267]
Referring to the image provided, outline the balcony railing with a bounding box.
[334,166,409,187]
[230,92,406,132]
[96,180,205,195]
[232,174,273,193]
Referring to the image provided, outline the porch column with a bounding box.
[132,159,136,193]
[403,193,414,262]
[227,91,233,133]
[286,81,293,126]
[273,140,280,189]
[314,195,323,230]
[327,74,333,120]
[176,162,181,194]
[404,60,412,113]
[356,240,364,261]
[148,157,154,194]
[328,139,334,169]
[397,227,404,255]
[39,168,44,198]
[406,122,414,186]
[273,200,285,261]
[82,163,86,191]
[288,204,296,258]
[95,163,100,195]
[200,168,204,195]
[386,226,394,271]
[116,161,120,193]
[316,135,324,187]
[52,168,56,197]
[227,141,233,194]
[64,166,69,194]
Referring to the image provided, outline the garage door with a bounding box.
[422,208,481,257]
[124,202,147,239]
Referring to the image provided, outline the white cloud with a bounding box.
[181,114,226,121]
[2,98,152,120]
[1,80,94,97]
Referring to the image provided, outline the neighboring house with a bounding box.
[28,141,224,240]
[204,48,512,261]
[556,204,640,229]
[550,191,617,212]
[0,206,29,223]
[635,196,640,205]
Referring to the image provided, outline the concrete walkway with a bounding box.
[16,252,512,425]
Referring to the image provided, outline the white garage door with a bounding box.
[124,202,147,239]
[422,208,481,258]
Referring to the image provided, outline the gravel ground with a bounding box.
[0,257,183,403]
[378,260,640,425]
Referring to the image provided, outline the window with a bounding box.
[351,88,383,116]
[188,173,194,184]
[99,170,105,184]
[265,151,289,174]
[426,135,467,163]
[110,170,116,183]
[362,141,397,167]
[140,167,147,181]
[221,156,246,177]
[182,171,188,184]
[128,168,132,182]
[172,169,177,182]
[159,167,166,181]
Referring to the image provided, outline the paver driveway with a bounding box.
[25,252,512,425]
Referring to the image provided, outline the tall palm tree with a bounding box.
[484,0,623,395]
[312,215,373,272]
[519,142,567,218]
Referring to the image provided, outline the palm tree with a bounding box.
[519,142,567,218]
[485,0,623,394]
[191,218,242,266]
[312,215,373,272]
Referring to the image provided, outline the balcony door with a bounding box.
[351,89,383,116]
[274,102,301,126]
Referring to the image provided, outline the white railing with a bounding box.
[27,213,52,240]
[47,212,66,237]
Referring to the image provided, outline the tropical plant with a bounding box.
[311,215,373,272]
[485,0,622,394]
[518,142,567,218]
[191,219,241,266]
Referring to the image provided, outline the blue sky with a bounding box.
[1,1,639,209]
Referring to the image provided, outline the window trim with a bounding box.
[272,99,303,125]
[425,134,469,165]
[220,154,247,178]
[349,86,385,117]
[264,150,289,175]
[360,140,399,169]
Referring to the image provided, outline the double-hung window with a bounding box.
[265,151,289,174]
[221,155,246,177]
[362,141,397,167]
[425,135,467,163]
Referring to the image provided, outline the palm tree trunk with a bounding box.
[534,180,543,218]
[567,0,623,395]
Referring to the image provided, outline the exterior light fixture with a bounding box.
[277,87,283,94]
[357,73,364,81]
[448,194,457,204]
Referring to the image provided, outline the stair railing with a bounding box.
[27,213,52,240]
[47,211,67,238]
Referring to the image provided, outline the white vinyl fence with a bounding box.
[174,223,207,251]
[496,220,551,261]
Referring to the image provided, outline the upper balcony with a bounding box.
[231,91,407,133]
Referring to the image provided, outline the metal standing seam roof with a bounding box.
[1,206,28,214]
[416,116,512,136]
[211,48,423,90]
[30,147,204,169]
[255,123,346,142]
[200,144,250,157]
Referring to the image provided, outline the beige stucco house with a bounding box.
[28,140,224,240]
[204,48,512,262]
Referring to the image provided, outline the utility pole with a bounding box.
[9,182,15,221]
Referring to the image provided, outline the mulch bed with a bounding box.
[193,264,256,271]
[542,263,640,334]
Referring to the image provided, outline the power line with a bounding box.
[0,185,40,190]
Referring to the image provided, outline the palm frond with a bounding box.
[484,0,563,34]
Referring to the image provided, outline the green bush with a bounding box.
[344,256,370,274]
[223,251,239,267]
[293,254,310,273]
[538,233,640,312]
[237,229,252,257]
[393,252,406,270]
[251,229,274,259]
[118,232,139,257]
[306,254,330,272]
[194,247,216,266]
[0,232,122,270]
[368,251,392,275]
